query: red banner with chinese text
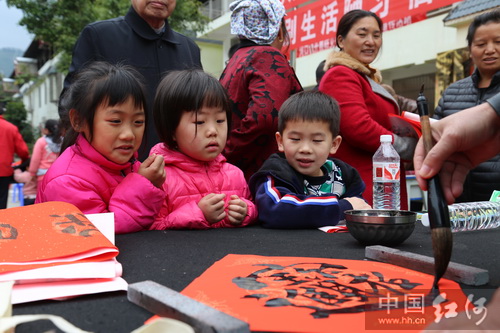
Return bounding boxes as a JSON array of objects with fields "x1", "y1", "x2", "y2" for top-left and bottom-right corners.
[{"x1": 283, "y1": 0, "x2": 462, "y2": 57}]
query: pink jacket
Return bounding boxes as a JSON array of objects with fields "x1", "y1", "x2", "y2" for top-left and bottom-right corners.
[
  {"x1": 28, "y1": 136, "x2": 59, "y2": 182},
  {"x1": 149, "y1": 143, "x2": 258, "y2": 230},
  {"x1": 36, "y1": 135, "x2": 165, "y2": 234},
  {"x1": 13, "y1": 170, "x2": 37, "y2": 197}
]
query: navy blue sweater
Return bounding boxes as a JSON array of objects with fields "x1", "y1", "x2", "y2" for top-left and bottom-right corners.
[{"x1": 249, "y1": 153, "x2": 366, "y2": 229}]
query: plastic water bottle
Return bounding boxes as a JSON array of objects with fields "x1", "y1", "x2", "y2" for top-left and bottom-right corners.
[
  {"x1": 373, "y1": 135, "x2": 400, "y2": 210},
  {"x1": 448, "y1": 201, "x2": 500, "y2": 232}
]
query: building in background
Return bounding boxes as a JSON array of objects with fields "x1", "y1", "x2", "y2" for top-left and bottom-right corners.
[
  {"x1": 3, "y1": 40, "x2": 62, "y2": 132},
  {"x1": 198, "y1": 0, "x2": 500, "y2": 111},
  {"x1": 6, "y1": 0, "x2": 500, "y2": 127}
]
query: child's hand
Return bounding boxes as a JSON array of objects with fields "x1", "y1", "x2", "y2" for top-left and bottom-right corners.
[
  {"x1": 345, "y1": 197, "x2": 372, "y2": 210},
  {"x1": 227, "y1": 195, "x2": 248, "y2": 225},
  {"x1": 198, "y1": 193, "x2": 226, "y2": 224},
  {"x1": 138, "y1": 154, "x2": 165, "y2": 188}
]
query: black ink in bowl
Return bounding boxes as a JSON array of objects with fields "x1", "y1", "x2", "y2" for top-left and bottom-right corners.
[{"x1": 344, "y1": 210, "x2": 416, "y2": 246}]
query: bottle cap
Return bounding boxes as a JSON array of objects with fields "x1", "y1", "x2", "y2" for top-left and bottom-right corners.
[{"x1": 380, "y1": 135, "x2": 392, "y2": 143}]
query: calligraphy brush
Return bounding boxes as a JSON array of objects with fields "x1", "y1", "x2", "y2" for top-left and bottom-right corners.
[{"x1": 416, "y1": 84, "x2": 453, "y2": 291}]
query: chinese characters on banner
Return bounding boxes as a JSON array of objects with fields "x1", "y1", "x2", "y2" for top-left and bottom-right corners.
[{"x1": 283, "y1": 0, "x2": 462, "y2": 57}]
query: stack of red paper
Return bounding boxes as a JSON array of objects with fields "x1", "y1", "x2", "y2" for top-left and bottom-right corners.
[{"x1": 0, "y1": 201, "x2": 127, "y2": 304}]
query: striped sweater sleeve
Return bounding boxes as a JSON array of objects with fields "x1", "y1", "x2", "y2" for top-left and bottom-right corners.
[{"x1": 253, "y1": 175, "x2": 353, "y2": 229}]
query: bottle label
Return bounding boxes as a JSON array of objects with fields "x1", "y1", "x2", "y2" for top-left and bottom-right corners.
[
  {"x1": 490, "y1": 190, "x2": 500, "y2": 202},
  {"x1": 373, "y1": 162, "x2": 400, "y2": 181}
]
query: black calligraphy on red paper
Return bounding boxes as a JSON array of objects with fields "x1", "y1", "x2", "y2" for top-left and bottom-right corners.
[
  {"x1": 51, "y1": 213, "x2": 99, "y2": 237},
  {"x1": 233, "y1": 262, "x2": 424, "y2": 317}
]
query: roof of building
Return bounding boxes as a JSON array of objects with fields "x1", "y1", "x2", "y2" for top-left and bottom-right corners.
[{"x1": 444, "y1": 0, "x2": 500, "y2": 23}]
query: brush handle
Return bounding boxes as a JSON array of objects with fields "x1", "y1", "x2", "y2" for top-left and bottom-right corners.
[
  {"x1": 420, "y1": 114, "x2": 434, "y2": 156},
  {"x1": 417, "y1": 93, "x2": 451, "y2": 229}
]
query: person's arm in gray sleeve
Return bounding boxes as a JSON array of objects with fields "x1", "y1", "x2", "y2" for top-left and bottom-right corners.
[{"x1": 486, "y1": 93, "x2": 500, "y2": 118}]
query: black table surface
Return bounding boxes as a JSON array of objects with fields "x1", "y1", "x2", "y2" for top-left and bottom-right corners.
[{"x1": 13, "y1": 223, "x2": 500, "y2": 332}]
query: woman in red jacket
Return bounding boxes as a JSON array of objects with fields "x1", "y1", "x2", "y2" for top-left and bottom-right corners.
[
  {"x1": 220, "y1": 0, "x2": 303, "y2": 181},
  {"x1": 320, "y1": 10, "x2": 416, "y2": 209}
]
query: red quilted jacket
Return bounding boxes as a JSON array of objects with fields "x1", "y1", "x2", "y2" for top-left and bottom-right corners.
[{"x1": 320, "y1": 52, "x2": 408, "y2": 209}]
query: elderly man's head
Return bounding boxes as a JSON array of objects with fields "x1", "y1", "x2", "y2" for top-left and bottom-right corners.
[{"x1": 131, "y1": 0, "x2": 176, "y2": 29}]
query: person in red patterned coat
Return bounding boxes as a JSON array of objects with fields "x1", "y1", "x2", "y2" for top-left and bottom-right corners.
[{"x1": 220, "y1": 0, "x2": 303, "y2": 181}]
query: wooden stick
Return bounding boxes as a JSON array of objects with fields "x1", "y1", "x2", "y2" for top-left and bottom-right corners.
[{"x1": 419, "y1": 112, "x2": 433, "y2": 155}]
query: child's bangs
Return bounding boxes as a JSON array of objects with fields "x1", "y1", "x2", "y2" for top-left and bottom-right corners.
[
  {"x1": 93, "y1": 70, "x2": 147, "y2": 109},
  {"x1": 179, "y1": 76, "x2": 229, "y2": 113},
  {"x1": 202, "y1": 87, "x2": 228, "y2": 110}
]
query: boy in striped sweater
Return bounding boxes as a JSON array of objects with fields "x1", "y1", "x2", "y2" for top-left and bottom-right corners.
[{"x1": 249, "y1": 91, "x2": 371, "y2": 228}]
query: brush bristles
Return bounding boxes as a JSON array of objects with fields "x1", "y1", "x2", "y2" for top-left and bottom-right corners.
[{"x1": 431, "y1": 227, "x2": 453, "y2": 289}]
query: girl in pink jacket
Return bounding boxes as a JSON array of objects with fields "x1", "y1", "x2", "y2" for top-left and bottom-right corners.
[
  {"x1": 149, "y1": 69, "x2": 258, "y2": 229},
  {"x1": 29, "y1": 119, "x2": 62, "y2": 184},
  {"x1": 36, "y1": 62, "x2": 166, "y2": 234}
]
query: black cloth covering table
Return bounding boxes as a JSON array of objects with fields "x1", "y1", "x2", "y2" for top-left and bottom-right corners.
[{"x1": 13, "y1": 223, "x2": 500, "y2": 332}]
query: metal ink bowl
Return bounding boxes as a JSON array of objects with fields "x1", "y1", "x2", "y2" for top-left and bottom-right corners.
[{"x1": 344, "y1": 210, "x2": 416, "y2": 246}]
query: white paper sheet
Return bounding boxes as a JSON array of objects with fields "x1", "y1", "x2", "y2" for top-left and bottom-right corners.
[
  {"x1": 0, "y1": 260, "x2": 122, "y2": 284},
  {"x1": 11, "y1": 277, "x2": 128, "y2": 304},
  {"x1": 6, "y1": 212, "x2": 129, "y2": 304}
]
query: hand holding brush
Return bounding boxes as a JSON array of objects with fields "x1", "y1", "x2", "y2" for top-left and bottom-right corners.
[{"x1": 414, "y1": 101, "x2": 500, "y2": 204}]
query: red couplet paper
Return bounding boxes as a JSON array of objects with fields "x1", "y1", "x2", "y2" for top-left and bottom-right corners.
[
  {"x1": 0, "y1": 201, "x2": 118, "y2": 274},
  {"x1": 181, "y1": 254, "x2": 469, "y2": 333}
]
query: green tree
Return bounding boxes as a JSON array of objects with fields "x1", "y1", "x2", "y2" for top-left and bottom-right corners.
[
  {"x1": 3, "y1": 98, "x2": 35, "y2": 145},
  {"x1": 7, "y1": 0, "x2": 209, "y2": 72},
  {"x1": 1, "y1": 69, "x2": 35, "y2": 145}
]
